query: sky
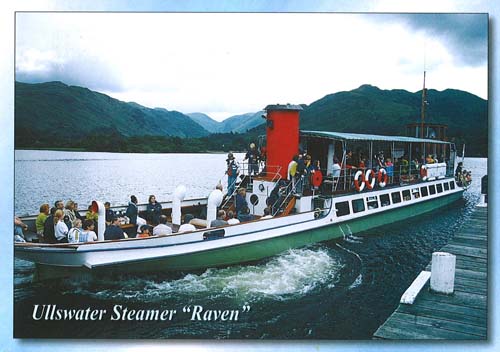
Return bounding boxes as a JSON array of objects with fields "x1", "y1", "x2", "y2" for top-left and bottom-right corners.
[{"x1": 15, "y1": 11, "x2": 488, "y2": 121}]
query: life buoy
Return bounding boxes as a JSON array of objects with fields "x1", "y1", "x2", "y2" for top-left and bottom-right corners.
[
  {"x1": 311, "y1": 170, "x2": 323, "y2": 187},
  {"x1": 377, "y1": 168, "x2": 388, "y2": 188},
  {"x1": 354, "y1": 170, "x2": 365, "y2": 192},
  {"x1": 420, "y1": 165, "x2": 428, "y2": 181},
  {"x1": 364, "y1": 169, "x2": 376, "y2": 190}
]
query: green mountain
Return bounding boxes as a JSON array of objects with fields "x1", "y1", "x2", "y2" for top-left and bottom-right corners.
[
  {"x1": 187, "y1": 112, "x2": 221, "y2": 133},
  {"x1": 297, "y1": 84, "x2": 487, "y2": 156},
  {"x1": 15, "y1": 81, "x2": 209, "y2": 147},
  {"x1": 219, "y1": 111, "x2": 265, "y2": 133}
]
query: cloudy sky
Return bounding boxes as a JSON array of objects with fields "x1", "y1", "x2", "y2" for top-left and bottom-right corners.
[{"x1": 15, "y1": 12, "x2": 487, "y2": 121}]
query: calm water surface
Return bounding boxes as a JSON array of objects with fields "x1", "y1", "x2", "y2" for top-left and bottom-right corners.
[{"x1": 14, "y1": 151, "x2": 487, "y2": 339}]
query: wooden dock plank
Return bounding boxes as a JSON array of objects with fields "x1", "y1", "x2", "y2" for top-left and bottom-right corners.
[{"x1": 373, "y1": 206, "x2": 488, "y2": 340}]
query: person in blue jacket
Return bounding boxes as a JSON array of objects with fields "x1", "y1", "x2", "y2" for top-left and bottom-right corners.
[{"x1": 146, "y1": 195, "x2": 162, "y2": 225}]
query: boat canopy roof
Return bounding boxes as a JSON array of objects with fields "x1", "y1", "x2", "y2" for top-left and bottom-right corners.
[{"x1": 300, "y1": 130, "x2": 450, "y2": 145}]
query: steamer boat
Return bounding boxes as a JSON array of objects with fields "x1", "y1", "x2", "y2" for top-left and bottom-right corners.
[{"x1": 15, "y1": 104, "x2": 468, "y2": 280}]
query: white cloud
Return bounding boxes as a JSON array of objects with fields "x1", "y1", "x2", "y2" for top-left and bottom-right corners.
[{"x1": 16, "y1": 12, "x2": 487, "y2": 120}]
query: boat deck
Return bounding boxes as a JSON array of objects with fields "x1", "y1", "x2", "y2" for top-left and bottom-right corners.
[{"x1": 373, "y1": 205, "x2": 488, "y2": 339}]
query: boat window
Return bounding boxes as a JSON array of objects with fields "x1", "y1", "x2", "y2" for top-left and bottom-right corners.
[
  {"x1": 380, "y1": 194, "x2": 390, "y2": 207},
  {"x1": 436, "y1": 183, "x2": 443, "y2": 193},
  {"x1": 335, "y1": 201, "x2": 350, "y2": 217},
  {"x1": 402, "y1": 190, "x2": 411, "y2": 201},
  {"x1": 412, "y1": 188, "x2": 421, "y2": 199},
  {"x1": 450, "y1": 181, "x2": 455, "y2": 190},
  {"x1": 203, "y1": 229, "x2": 225, "y2": 241},
  {"x1": 366, "y1": 196, "x2": 379, "y2": 210},
  {"x1": 429, "y1": 184, "x2": 436, "y2": 195},
  {"x1": 352, "y1": 199, "x2": 365, "y2": 213},
  {"x1": 391, "y1": 192, "x2": 402, "y2": 204},
  {"x1": 443, "y1": 182, "x2": 450, "y2": 191},
  {"x1": 420, "y1": 186, "x2": 429, "y2": 197}
]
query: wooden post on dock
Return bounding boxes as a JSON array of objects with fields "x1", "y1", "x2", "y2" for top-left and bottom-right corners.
[{"x1": 430, "y1": 252, "x2": 456, "y2": 294}]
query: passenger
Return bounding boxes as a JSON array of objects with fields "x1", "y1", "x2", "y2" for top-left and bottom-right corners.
[
  {"x1": 384, "y1": 158, "x2": 394, "y2": 183},
  {"x1": 43, "y1": 207, "x2": 57, "y2": 244},
  {"x1": 64, "y1": 200, "x2": 77, "y2": 227},
  {"x1": 85, "y1": 205, "x2": 98, "y2": 222},
  {"x1": 54, "y1": 209, "x2": 69, "y2": 243},
  {"x1": 287, "y1": 155, "x2": 299, "y2": 186},
  {"x1": 137, "y1": 225, "x2": 151, "y2": 238},
  {"x1": 261, "y1": 207, "x2": 273, "y2": 219},
  {"x1": 235, "y1": 188, "x2": 248, "y2": 216},
  {"x1": 238, "y1": 206, "x2": 254, "y2": 223},
  {"x1": 80, "y1": 219, "x2": 98, "y2": 242},
  {"x1": 303, "y1": 155, "x2": 313, "y2": 192},
  {"x1": 426, "y1": 154, "x2": 435, "y2": 164},
  {"x1": 374, "y1": 151, "x2": 386, "y2": 171},
  {"x1": 331, "y1": 157, "x2": 341, "y2": 178},
  {"x1": 146, "y1": 195, "x2": 162, "y2": 225},
  {"x1": 178, "y1": 214, "x2": 197, "y2": 232},
  {"x1": 63, "y1": 215, "x2": 72, "y2": 231},
  {"x1": 35, "y1": 203, "x2": 50, "y2": 240},
  {"x1": 125, "y1": 195, "x2": 139, "y2": 225},
  {"x1": 215, "y1": 182, "x2": 223, "y2": 192},
  {"x1": 73, "y1": 202, "x2": 85, "y2": 222},
  {"x1": 14, "y1": 216, "x2": 28, "y2": 243},
  {"x1": 226, "y1": 152, "x2": 239, "y2": 197},
  {"x1": 210, "y1": 210, "x2": 228, "y2": 227},
  {"x1": 104, "y1": 217, "x2": 127, "y2": 240},
  {"x1": 67, "y1": 219, "x2": 83, "y2": 243},
  {"x1": 54, "y1": 200, "x2": 64, "y2": 211},
  {"x1": 152, "y1": 215, "x2": 173, "y2": 236},
  {"x1": 244, "y1": 143, "x2": 260, "y2": 176},
  {"x1": 455, "y1": 162, "x2": 463, "y2": 179},
  {"x1": 358, "y1": 157, "x2": 366, "y2": 169},
  {"x1": 345, "y1": 150, "x2": 357, "y2": 169},
  {"x1": 226, "y1": 210, "x2": 240, "y2": 225},
  {"x1": 104, "y1": 201, "x2": 115, "y2": 225}
]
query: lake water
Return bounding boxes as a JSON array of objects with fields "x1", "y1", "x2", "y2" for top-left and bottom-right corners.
[{"x1": 14, "y1": 150, "x2": 487, "y2": 339}]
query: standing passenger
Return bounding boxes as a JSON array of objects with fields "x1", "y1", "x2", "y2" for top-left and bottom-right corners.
[
  {"x1": 146, "y1": 195, "x2": 162, "y2": 225},
  {"x1": 244, "y1": 143, "x2": 260, "y2": 176},
  {"x1": 226, "y1": 152, "x2": 239, "y2": 197}
]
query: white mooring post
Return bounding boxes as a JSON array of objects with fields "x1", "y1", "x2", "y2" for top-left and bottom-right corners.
[{"x1": 430, "y1": 252, "x2": 456, "y2": 294}]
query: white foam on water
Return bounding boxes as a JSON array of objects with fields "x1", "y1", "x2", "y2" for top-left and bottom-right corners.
[{"x1": 66, "y1": 247, "x2": 345, "y2": 303}]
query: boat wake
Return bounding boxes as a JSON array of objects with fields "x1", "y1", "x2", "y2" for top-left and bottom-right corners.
[{"x1": 61, "y1": 247, "x2": 345, "y2": 303}]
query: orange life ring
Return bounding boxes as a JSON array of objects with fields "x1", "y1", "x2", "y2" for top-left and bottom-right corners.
[
  {"x1": 354, "y1": 170, "x2": 365, "y2": 192},
  {"x1": 311, "y1": 170, "x2": 323, "y2": 187},
  {"x1": 420, "y1": 165, "x2": 428, "y2": 181},
  {"x1": 364, "y1": 169, "x2": 376, "y2": 190},
  {"x1": 377, "y1": 168, "x2": 388, "y2": 187}
]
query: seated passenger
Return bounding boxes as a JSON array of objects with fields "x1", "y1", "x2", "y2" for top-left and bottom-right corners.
[
  {"x1": 104, "y1": 217, "x2": 127, "y2": 240},
  {"x1": 104, "y1": 202, "x2": 115, "y2": 225},
  {"x1": 426, "y1": 154, "x2": 435, "y2": 164},
  {"x1": 43, "y1": 207, "x2": 57, "y2": 244},
  {"x1": 54, "y1": 210, "x2": 69, "y2": 243},
  {"x1": 261, "y1": 207, "x2": 273, "y2": 219},
  {"x1": 210, "y1": 210, "x2": 228, "y2": 227},
  {"x1": 137, "y1": 225, "x2": 151, "y2": 238},
  {"x1": 153, "y1": 215, "x2": 173, "y2": 236},
  {"x1": 235, "y1": 188, "x2": 248, "y2": 215},
  {"x1": 227, "y1": 210, "x2": 240, "y2": 225},
  {"x1": 14, "y1": 216, "x2": 28, "y2": 243},
  {"x1": 238, "y1": 206, "x2": 254, "y2": 222},
  {"x1": 63, "y1": 200, "x2": 77, "y2": 227},
  {"x1": 80, "y1": 219, "x2": 98, "y2": 242},
  {"x1": 178, "y1": 214, "x2": 197, "y2": 232},
  {"x1": 35, "y1": 203, "x2": 50, "y2": 240},
  {"x1": 67, "y1": 219, "x2": 83, "y2": 243}
]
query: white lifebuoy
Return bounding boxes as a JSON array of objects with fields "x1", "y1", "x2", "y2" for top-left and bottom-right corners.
[
  {"x1": 354, "y1": 170, "x2": 365, "y2": 192},
  {"x1": 420, "y1": 165, "x2": 428, "y2": 181},
  {"x1": 364, "y1": 169, "x2": 376, "y2": 190},
  {"x1": 377, "y1": 168, "x2": 388, "y2": 188}
]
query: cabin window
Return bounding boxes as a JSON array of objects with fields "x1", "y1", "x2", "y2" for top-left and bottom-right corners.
[
  {"x1": 335, "y1": 201, "x2": 350, "y2": 217},
  {"x1": 450, "y1": 181, "x2": 455, "y2": 190},
  {"x1": 412, "y1": 188, "x2": 421, "y2": 199},
  {"x1": 429, "y1": 184, "x2": 436, "y2": 195},
  {"x1": 443, "y1": 182, "x2": 450, "y2": 191},
  {"x1": 352, "y1": 199, "x2": 365, "y2": 213},
  {"x1": 391, "y1": 192, "x2": 402, "y2": 204},
  {"x1": 420, "y1": 186, "x2": 429, "y2": 197},
  {"x1": 437, "y1": 183, "x2": 443, "y2": 193},
  {"x1": 380, "y1": 194, "x2": 390, "y2": 207},
  {"x1": 366, "y1": 196, "x2": 379, "y2": 209},
  {"x1": 402, "y1": 190, "x2": 411, "y2": 201}
]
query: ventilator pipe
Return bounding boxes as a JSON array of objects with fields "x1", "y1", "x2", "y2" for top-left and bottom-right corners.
[
  {"x1": 91, "y1": 200, "x2": 106, "y2": 241},
  {"x1": 206, "y1": 189, "x2": 223, "y2": 228},
  {"x1": 172, "y1": 185, "x2": 187, "y2": 226}
]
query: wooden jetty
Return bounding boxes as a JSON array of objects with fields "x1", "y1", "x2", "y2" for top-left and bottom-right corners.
[{"x1": 374, "y1": 205, "x2": 488, "y2": 339}]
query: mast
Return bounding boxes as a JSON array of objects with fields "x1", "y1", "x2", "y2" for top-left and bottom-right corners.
[{"x1": 420, "y1": 71, "x2": 427, "y2": 159}]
